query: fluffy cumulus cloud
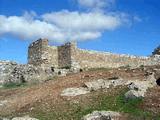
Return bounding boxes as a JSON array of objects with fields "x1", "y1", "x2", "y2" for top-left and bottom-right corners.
[
  {"x1": 0, "y1": 14, "x2": 65, "y2": 41},
  {"x1": 0, "y1": 0, "x2": 133, "y2": 43},
  {"x1": 42, "y1": 10, "x2": 122, "y2": 31}
]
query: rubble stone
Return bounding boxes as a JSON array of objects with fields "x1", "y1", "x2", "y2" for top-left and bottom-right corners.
[
  {"x1": 82, "y1": 111, "x2": 121, "y2": 120},
  {"x1": 61, "y1": 87, "x2": 90, "y2": 97},
  {"x1": 125, "y1": 90, "x2": 144, "y2": 100}
]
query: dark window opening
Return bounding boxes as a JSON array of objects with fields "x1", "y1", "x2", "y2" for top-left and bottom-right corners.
[
  {"x1": 20, "y1": 75, "x2": 26, "y2": 83},
  {"x1": 51, "y1": 67, "x2": 55, "y2": 72},
  {"x1": 156, "y1": 78, "x2": 160, "y2": 86},
  {"x1": 80, "y1": 69, "x2": 83, "y2": 72},
  {"x1": 58, "y1": 71, "x2": 61, "y2": 75}
]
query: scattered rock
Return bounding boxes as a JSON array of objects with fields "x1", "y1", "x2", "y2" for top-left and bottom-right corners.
[
  {"x1": 0, "y1": 60, "x2": 71, "y2": 85},
  {"x1": 146, "y1": 73, "x2": 157, "y2": 86},
  {"x1": 84, "y1": 79, "x2": 110, "y2": 91},
  {"x1": 128, "y1": 80, "x2": 155, "y2": 92},
  {"x1": 82, "y1": 111, "x2": 121, "y2": 120},
  {"x1": 0, "y1": 100, "x2": 8, "y2": 107},
  {"x1": 125, "y1": 77, "x2": 157, "y2": 100},
  {"x1": 125, "y1": 90, "x2": 144, "y2": 100},
  {"x1": 12, "y1": 116, "x2": 39, "y2": 120},
  {"x1": 84, "y1": 79, "x2": 127, "y2": 91},
  {"x1": 61, "y1": 87, "x2": 90, "y2": 97},
  {"x1": 111, "y1": 79, "x2": 127, "y2": 87},
  {"x1": 0, "y1": 116, "x2": 38, "y2": 120}
]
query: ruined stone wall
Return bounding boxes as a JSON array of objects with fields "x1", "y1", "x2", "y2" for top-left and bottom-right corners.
[
  {"x1": 72, "y1": 49, "x2": 157, "y2": 69},
  {"x1": 28, "y1": 39, "x2": 159, "y2": 69}
]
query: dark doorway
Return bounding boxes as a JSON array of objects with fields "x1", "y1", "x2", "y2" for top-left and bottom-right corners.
[
  {"x1": 51, "y1": 67, "x2": 55, "y2": 72},
  {"x1": 156, "y1": 78, "x2": 160, "y2": 86}
]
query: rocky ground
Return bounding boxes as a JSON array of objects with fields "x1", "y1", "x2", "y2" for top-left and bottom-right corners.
[{"x1": 0, "y1": 66, "x2": 160, "y2": 120}]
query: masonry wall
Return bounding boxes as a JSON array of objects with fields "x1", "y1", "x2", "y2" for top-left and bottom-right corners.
[
  {"x1": 28, "y1": 39, "x2": 46, "y2": 65},
  {"x1": 28, "y1": 39, "x2": 58, "y2": 67},
  {"x1": 28, "y1": 39, "x2": 159, "y2": 69},
  {"x1": 47, "y1": 46, "x2": 58, "y2": 67},
  {"x1": 58, "y1": 43, "x2": 72, "y2": 68},
  {"x1": 72, "y1": 49, "x2": 156, "y2": 69}
]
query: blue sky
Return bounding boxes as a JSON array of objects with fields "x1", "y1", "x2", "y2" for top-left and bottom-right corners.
[{"x1": 0, "y1": 0, "x2": 160, "y2": 63}]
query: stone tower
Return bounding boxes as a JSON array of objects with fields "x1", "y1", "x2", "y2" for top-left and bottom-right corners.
[
  {"x1": 28, "y1": 38, "x2": 49, "y2": 66},
  {"x1": 57, "y1": 41, "x2": 77, "y2": 68},
  {"x1": 28, "y1": 38, "x2": 78, "y2": 68}
]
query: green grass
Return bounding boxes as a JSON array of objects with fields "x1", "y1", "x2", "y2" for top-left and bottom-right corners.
[
  {"x1": 2, "y1": 82, "x2": 27, "y2": 89},
  {"x1": 27, "y1": 88, "x2": 160, "y2": 120}
]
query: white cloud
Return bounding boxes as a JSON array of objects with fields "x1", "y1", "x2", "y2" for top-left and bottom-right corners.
[
  {"x1": 77, "y1": 0, "x2": 115, "y2": 10},
  {"x1": 0, "y1": 9, "x2": 127, "y2": 43},
  {"x1": 42, "y1": 10, "x2": 122, "y2": 31},
  {"x1": 0, "y1": 0, "x2": 137, "y2": 43},
  {"x1": 0, "y1": 15, "x2": 65, "y2": 42}
]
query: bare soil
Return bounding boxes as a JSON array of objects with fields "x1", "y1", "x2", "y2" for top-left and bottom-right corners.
[{"x1": 0, "y1": 67, "x2": 159, "y2": 119}]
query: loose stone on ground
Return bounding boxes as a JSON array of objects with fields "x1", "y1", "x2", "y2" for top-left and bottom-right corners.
[
  {"x1": 82, "y1": 111, "x2": 121, "y2": 120},
  {"x1": 61, "y1": 87, "x2": 90, "y2": 97}
]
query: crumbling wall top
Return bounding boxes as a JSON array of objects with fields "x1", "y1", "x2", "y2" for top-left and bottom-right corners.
[{"x1": 29, "y1": 38, "x2": 48, "y2": 48}]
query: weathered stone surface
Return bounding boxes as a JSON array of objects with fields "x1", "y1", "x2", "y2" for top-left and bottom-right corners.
[
  {"x1": 61, "y1": 87, "x2": 90, "y2": 97},
  {"x1": 0, "y1": 116, "x2": 38, "y2": 120},
  {"x1": 82, "y1": 111, "x2": 121, "y2": 120},
  {"x1": 146, "y1": 73, "x2": 157, "y2": 86},
  {"x1": 84, "y1": 79, "x2": 127, "y2": 91},
  {"x1": 110, "y1": 79, "x2": 127, "y2": 87},
  {"x1": 28, "y1": 39, "x2": 159, "y2": 70},
  {"x1": 128, "y1": 80, "x2": 155, "y2": 92},
  {"x1": 12, "y1": 116, "x2": 38, "y2": 120},
  {"x1": 125, "y1": 90, "x2": 144, "y2": 100},
  {"x1": 0, "y1": 61, "x2": 17, "y2": 84},
  {"x1": 0, "y1": 60, "x2": 71, "y2": 85},
  {"x1": 84, "y1": 79, "x2": 110, "y2": 91},
  {"x1": 125, "y1": 77, "x2": 157, "y2": 100},
  {"x1": 0, "y1": 100, "x2": 8, "y2": 107}
]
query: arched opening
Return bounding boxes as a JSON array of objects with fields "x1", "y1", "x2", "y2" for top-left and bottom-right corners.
[
  {"x1": 156, "y1": 78, "x2": 160, "y2": 86},
  {"x1": 58, "y1": 71, "x2": 61, "y2": 75},
  {"x1": 79, "y1": 69, "x2": 83, "y2": 72}
]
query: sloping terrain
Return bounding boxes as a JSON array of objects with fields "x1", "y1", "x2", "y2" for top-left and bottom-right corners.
[{"x1": 0, "y1": 67, "x2": 160, "y2": 120}]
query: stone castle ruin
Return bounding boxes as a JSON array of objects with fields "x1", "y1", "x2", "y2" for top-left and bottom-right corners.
[
  {"x1": 0, "y1": 38, "x2": 159, "y2": 85},
  {"x1": 28, "y1": 38, "x2": 160, "y2": 70}
]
